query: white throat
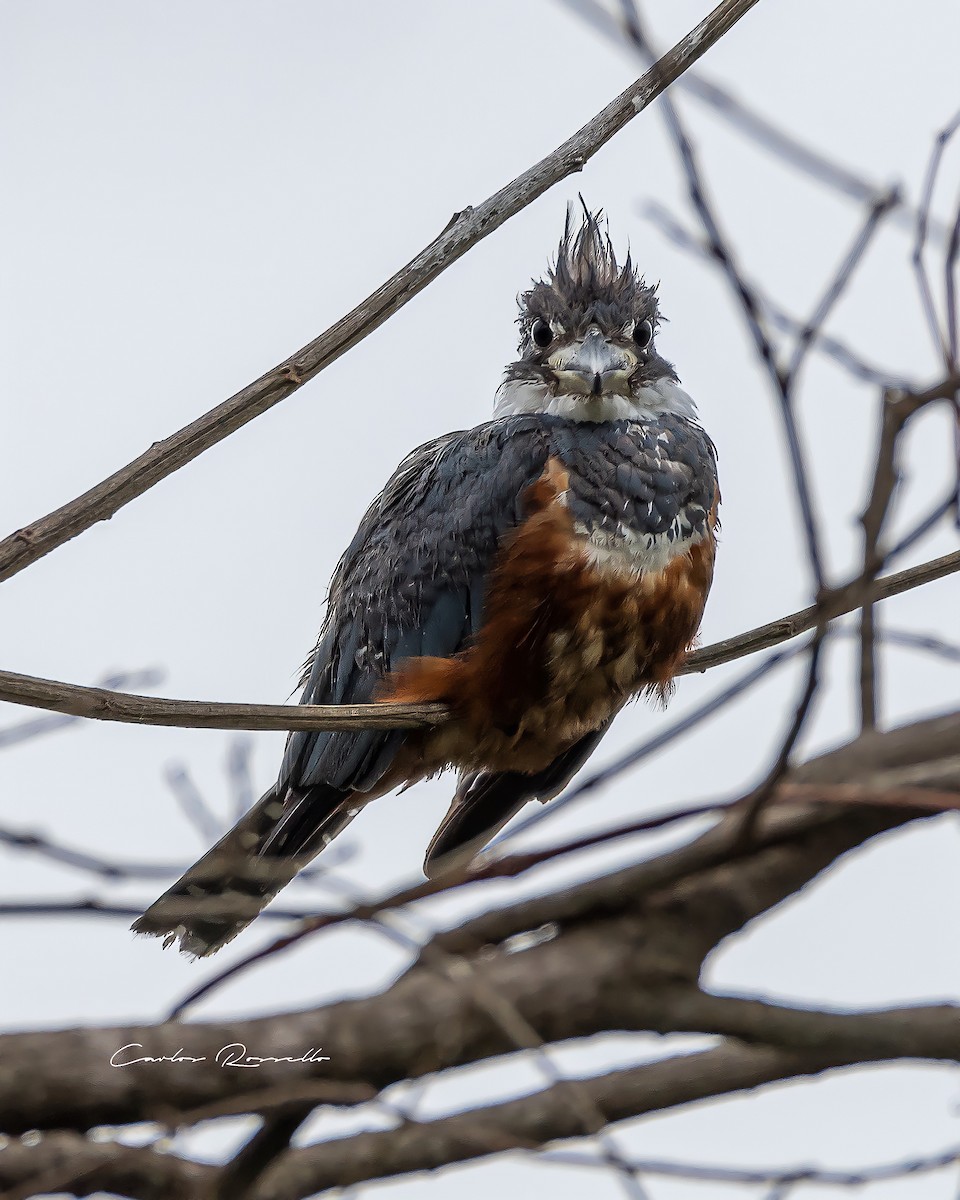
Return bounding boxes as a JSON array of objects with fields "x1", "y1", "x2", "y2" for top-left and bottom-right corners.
[{"x1": 493, "y1": 375, "x2": 698, "y2": 423}]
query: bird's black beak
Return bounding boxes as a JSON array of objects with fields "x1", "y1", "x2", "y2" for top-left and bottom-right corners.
[{"x1": 547, "y1": 326, "x2": 637, "y2": 397}]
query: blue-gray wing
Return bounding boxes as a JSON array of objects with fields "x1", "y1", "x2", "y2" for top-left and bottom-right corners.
[{"x1": 278, "y1": 416, "x2": 552, "y2": 795}]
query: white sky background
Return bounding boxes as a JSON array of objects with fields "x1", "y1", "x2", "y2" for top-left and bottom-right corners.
[{"x1": 1, "y1": 1, "x2": 960, "y2": 1196}]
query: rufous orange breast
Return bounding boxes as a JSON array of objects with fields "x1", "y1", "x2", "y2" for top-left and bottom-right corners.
[{"x1": 384, "y1": 457, "x2": 717, "y2": 775}]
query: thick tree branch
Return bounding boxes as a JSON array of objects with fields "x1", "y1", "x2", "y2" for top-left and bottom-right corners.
[
  {"x1": 668, "y1": 992, "x2": 960, "y2": 1060},
  {"x1": 249, "y1": 1020, "x2": 958, "y2": 1199},
  {"x1": 2, "y1": 710, "x2": 954, "y2": 1138},
  {"x1": 2, "y1": 1037, "x2": 950, "y2": 1200},
  {"x1": 244, "y1": 1043, "x2": 887, "y2": 1199},
  {"x1": 0, "y1": 1135, "x2": 211, "y2": 1200},
  {"x1": 0, "y1": 0, "x2": 760, "y2": 585}
]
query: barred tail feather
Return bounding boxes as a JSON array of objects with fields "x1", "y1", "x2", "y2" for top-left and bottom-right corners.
[{"x1": 132, "y1": 783, "x2": 356, "y2": 957}]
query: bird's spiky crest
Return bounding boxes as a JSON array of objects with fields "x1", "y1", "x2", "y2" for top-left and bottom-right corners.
[
  {"x1": 518, "y1": 203, "x2": 656, "y2": 341},
  {"x1": 553, "y1": 202, "x2": 629, "y2": 292}
]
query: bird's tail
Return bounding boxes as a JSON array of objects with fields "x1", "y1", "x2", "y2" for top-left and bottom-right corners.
[
  {"x1": 132, "y1": 783, "x2": 357, "y2": 957},
  {"x1": 423, "y1": 722, "x2": 614, "y2": 877}
]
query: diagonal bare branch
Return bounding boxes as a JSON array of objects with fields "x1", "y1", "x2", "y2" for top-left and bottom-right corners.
[{"x1": 0, "y1": 0, "x2": 761, "y2": 585}]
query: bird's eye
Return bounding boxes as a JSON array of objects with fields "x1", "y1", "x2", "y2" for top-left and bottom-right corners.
[
  {"x1": 531, "y1": 318, "x2": 553, "y2": 349},
  {"x1": 633, "y1": 319, "x2": 654, "y2": 349}
]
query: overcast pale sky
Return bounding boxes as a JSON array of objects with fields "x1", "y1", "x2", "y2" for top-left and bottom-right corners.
[{"x1": 2, "y1": 2, "x2": 960, "y2": 1197}]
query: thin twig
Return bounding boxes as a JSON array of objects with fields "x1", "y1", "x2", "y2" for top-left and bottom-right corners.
[
  {"x1": 854, "y1": 624, "x2": 960, "y2": 663},
  {"x1": 859, "y1": 600, "x2": 879, "y2": 729},
  {"x1": 0, "y1": 828, "x2": 182, "y2": 881},
  {"x1": 543, "y1": 1141, "x2": 960, "y2": 1189},
  {"x1": 946, "y1": 191, "x2": 960, "y2": 367},
  {"x1": 227, "y1": 736, "x2": 256, "y2": 822},
  {"x1": 912, "y1": 109, "x2": 960, "y2": 365},
  {"x1": 734, "y1": 630, "x2": 826, "y2": 839},
  {"x1": 885, "y1": 488, "x2": 958, "y2": 561},
  {"x1": 944, "y1": 187, "x2": 960, "y2": 523},
  {"x1": 860, "y1": 389, "x2": 905, "y2": 731},
  {"x1": 164, "y1": 763, "x2": 224, "y2": 844},
  {"x1": 560, "y1": 0, "x2": 950, "y2": 240},
  {"x1": 621, "y1": 5, "x2": 826, "y2": 588},
  {"x1": 784, "y1": 189, "x2": 900, "y2": 385},
  {"x1": 642, "y1": 201, "x2": 912, "y2": 389},
  {"x1": 858, "y1": 380, "x2": 957, "y2": 730}
]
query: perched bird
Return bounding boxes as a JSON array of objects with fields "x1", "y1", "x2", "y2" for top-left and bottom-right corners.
[{"x1": 134, "y1": 210, "x2": 719, "y2": 956}]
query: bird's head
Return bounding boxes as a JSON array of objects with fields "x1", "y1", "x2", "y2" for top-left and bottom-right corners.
[{"x1": 494, "y1": 208, "x2": 696, "y2": 423}]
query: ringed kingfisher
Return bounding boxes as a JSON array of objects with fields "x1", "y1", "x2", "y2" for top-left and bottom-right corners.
[{"x1": 135, "y1": 210, "x2": 720, "y2": 956}]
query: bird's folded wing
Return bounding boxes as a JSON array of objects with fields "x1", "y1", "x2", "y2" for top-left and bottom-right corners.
[{"x1": 278, "y1": 415, "x2": 554, "y2": 798}]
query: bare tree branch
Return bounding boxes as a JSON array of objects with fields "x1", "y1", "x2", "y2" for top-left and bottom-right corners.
[
  {"x1": 163, "y1": 762, "x2": 224, "y2": 844},
  {"x1": 0, "y1": 826, "x2": 181, "y2": 880},
  {"x1": 242, "y1": 1043, "x2": 890, "y2": 1199},
  {"x1": 0, "y1": 676, "x2": 445, "y2": 732},
  {"x1": 422, "y1": 709, "x2": 960, "y2": 962},
  {"x1": 0, "y1": 710, "x2": 955, "y2": 1200},
  {"x1": 7, "y1": 1051, "x2": 960, "y2": 1200},
  {"x1": 858, "y1": 379, "x2": 960, "y2": 727},
  {"x1": 0, "y1": 898, "x2": 323, "y2": 921},
  {"x1": 913, "y1": 109, "x2": 960, "y2": 364},
  {"x1": 0, "y1": 1080, "x2": 376, "y2": 1200},
  {"x1": 0, "y1": 547, "x2": 957, "y2": 734},
  {"x1": 4, "y1": 9, "x2": 958, "y2": 1198},
  {"x1": 545, "y1": 1143, "x2": 960, "y2": 1190},
  {"x1": 734, "y1": 631, "x2": 826, "y2": 840},
  {"x1": 0, "y1": 1134, "x2": 212, "y2": 1200},
  {"x1": 227, "y1": 736, "x2": 257, "y2": 821},
  {"x1": 0, "y1": 668, "x2": 164, "y2": 748},
  {"x1": 685, "y1": 546, "x2": 960, "y2": 671}
]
